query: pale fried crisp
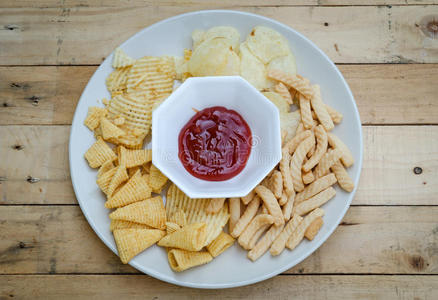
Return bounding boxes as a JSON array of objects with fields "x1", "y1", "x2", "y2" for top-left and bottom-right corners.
[
  {"x1": 119, "y1": 147, "x2": 152, "y2": 168},
  {"x1": 278, "y1": 192, "x2": 288, "y2": 206},
  {"x1": 206, "y1": 198, "x2": 226, "y2": 214},
  {"x1": 107, "y1": 164, "x2": 129, "y2": 197},
  {"x1": 84, "y1": 107, "x2": 108, "y2": 131},
  {"x1": 100, "y1": 117, "x2": 125, "y2": 141},
  {"x1": 299, "y1": 93, "x2": 313, "y2": 129},
  {"x1": 167, "y1": 249, "x2": 212, "y2": 272},
  {"x1": 110, "y1": 196, "x2": 166, "y2": 230},
  {"x1": 149, "y1": 164, "x2": 168, "y2": 192},
  {"x1": 281, "y1": 192, "x2": 295, "y2": 222},
  {"x1": 295, "y1": 173, "x2": 337, "y2": 204},
  {"x1": 112, "y1": 48, "x2": 135, "y2": 69},
  {"x1": 96, "y1": 167, "x2": 117, "y2": 195},
  {"x1": 229, "y1": 198, "x2": 241, "y2": 233},
  {"x1": 169, "y1": 210, "x2": 188, "y2": 227},
  {"x1": 158, "y1": 223, "x2": 207, "y2": 251},
  {"x1": 310, "y1": 85, "x2": 334, "y2": 131},
  {"x1": 166, "y1": 222, "x2": 181, "y2": 235},
  {"x1": 275, "y1": 82, "x2": 293, "y2": 104},
  {"x1": 294, "y1": 187, "x2": 336, "y2": 216},
  {"x1": 97, "y1": 159, "x2": 115, "y2": 179},
  {"x1": 110, "y1": 219, "x2": 153, "y2": 232},
  {"x1": 304, "y1": 216, "x2": 323, "y2": 241},
  {"x1": 280, "y1": 148, "x2": 294, "y2": 197},
  {"x1": 241, "y1": 189, "x2": 255, "y2": 205},
  {"x1": 270, "y1": 214, "x2": 303, "y2": 256},
  {"x1": 231, "y1": 195, "x2": 261, "y2": 238},
  {"x1": 247, "y1": 223, "x2": 271, "y2": 250},
  {"x1": 238, "y1": 214, "x2": 274, "y2": 250},
  {"x1": 113, "y1": 228, "x2": 165, "y2": 264},
  {"x1": 207, "y1": 232, "x2": 235, "y2": 257},
  {"x1": 325, "y1": 104, "x2": 343, "y2": 124},
  {"x1": 314, "y1": 148, "x2": 343, "y2": 179},
  {"x1": 302, "y1": 170, "x2": 315, "y2": 185},
  {"x1": 106, "y1": 67, "x2": 130, "y2": 93},
  {"x1": 84, "y1": 137, "x2": 117, "y2": 168},
  {"x1": 327, "y1": 132, "x2": 354, "y2": 167},
  {"x1": 331, "y1": 161, "x2": 354, "y2": 192},
  {"x1": 268, "y1": 69, "x2": 314, "y2": 99},
  {"x1": 255, "y1": 185, "x2": 284, "y2": 226},
  {"x1": 105, "y1": 170, "x2": 151, "y2": 208},
  {"x1": 290, "y1": 134, "x2": 315, "y2": 192},
  {"x1": 303, "y1": 125, "x2": 328, "y2": 172},
  {"x1": 286, "y1": 208, "x2": 325, "y2": 250},
  {"x1": 113, "y1": 116, "x2": 125, "y2": 126},
  {"x1": 248, "y1": 224, "x2": 284, "y2": 261},
  {"x1": 283, "y1": 130, "x2": 312, "y2": 155},
  {"x1": 268, "y1": 170, "x2": 283, "y2": 199}
]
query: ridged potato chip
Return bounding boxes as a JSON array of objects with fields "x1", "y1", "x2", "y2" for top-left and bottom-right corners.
[
  {"x1": 84, "y1": 137, "x2": 117, "y2": 168},
  {"x1": 110, "y1": 196, "x2": 166, "y2": 230},
  {"x1": 106, "y1": 67, "x2": 130, "y2": 93},
  {"x1": 110, "y1": 219, "x2": 153, "y2": 232},
  {"x1": 118, "y1": 147, "x2": 152, "y2": 168},
  {"x1": 158, "y1": 222, "x2": 207, "y2": 251},
  {"x1": 188, "y1": 37, "x2": 240, "y2": 77},
  {"x1": 113, "y1": 228, "x2": 165, "y2": 264},
  {"x1": 107, "y1": 165, "x2": 128, "y2": 197},
  {"x1": 97, "y1": 159, "x2": 115, "y2": 179},
  {"x1": 167, "y1": 249, "x2": 212, "y2": 272},
  {"x1": 207, "y1": 232, "x2": 235, "y2": 257},
  {"x1": 112, "y1": 48, "x2": 135, "y2": 69},
  {"x1": 166, "y1": 222, "x2": 181, "y2": 235},
  {"x1": 169, "y1": 210, "x2": 187, "y2": 227},
  {"x1": 105, "y1": 170, "x2": 151, "y2": 208},
  {"x1": 246, "y1": 26, "x2": 290, "y2": 64},
  {"x1": 239, "y1": 42, "x2": 272, "y2": 90},
  {"x1": 96, "y1": 166, "x2": 117, "y2": 195},
  {"x1": 166, "y1": 184, "x2": 229, "y2": 246},
  {"x1": 149, "y1": 164, "x2": 168, "y2": 193},
  {"x1": 100, "y1": 117, "x2": 125, "y2": 141},
  {"x1": 84, "y1": 107, "x2": 107, "y2": 131}
]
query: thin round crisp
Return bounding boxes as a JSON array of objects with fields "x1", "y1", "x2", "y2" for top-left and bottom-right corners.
[{"x1": 70, "y1": 10, "x2": 362, "y2": 289}]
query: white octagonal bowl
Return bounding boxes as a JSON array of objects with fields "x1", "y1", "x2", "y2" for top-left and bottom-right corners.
[{"x1": 152, "y1": 76, "x2": 282, "y2": 198}]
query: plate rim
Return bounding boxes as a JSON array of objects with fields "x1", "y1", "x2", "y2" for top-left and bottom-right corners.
[{"x1": 69, "y1": 9, "x2": 363, "y2": 289}]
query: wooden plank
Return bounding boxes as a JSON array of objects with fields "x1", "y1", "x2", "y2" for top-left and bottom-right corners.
[
  {"x1": 2, "y1": 0, "x2": 438, "y2": 8},
  {"x1": 0, "y1": 206, "x2": 436, "y2": 275},
  {"x1": 0, "y1": 275, "x2": 437, "y2": 299},
  {"x1": 1, "y1": 6, "x2": 437, "y2": 65},
  {"x1": 2, "y1": 64, "x2": 437, "y2": 125},
  {"x1": 1, "y1": 125, "x2": 436, "y2": 205}
]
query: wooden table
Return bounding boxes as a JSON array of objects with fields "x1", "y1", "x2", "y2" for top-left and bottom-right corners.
[{"x1": 1, "y1": 1, "x2": 437, "y2": 298}]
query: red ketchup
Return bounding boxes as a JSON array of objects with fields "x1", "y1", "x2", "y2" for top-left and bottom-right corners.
[{"x1": 178, "y1": 106, "x2": 252, "y2": 181}]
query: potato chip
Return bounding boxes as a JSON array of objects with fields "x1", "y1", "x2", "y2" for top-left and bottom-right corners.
[
  {"x1": 280, "y1": 110, "x2": 301, "y2": 144},
  {"x1": 331, "y1": 161, "x2": 354, "y2": 192},
  {"x1": 255, "y1": 186, "x2": 284, "y2": 226},
  {"x1": 246, "y1": 26, "x2": 290, "y2": 64},
  {"x1": 238, "y1": 214, "x2": 274, "y2": 250},
  {"x1": 188, "y1": 37, "x2": 240, "y2": 77},
  {"x1": 206, "y1": 198, "x2": 226, "y2": 214},
  {"x1": 262, "y1": 91, "x2": 290, "y2": 114},
  {"x1": 118, "y1": 147, "x2": 152, "y2": 168},
  {"x1": 207, "y1": 231, "x2": 235, "y2": 257},
  {"x1": 158, "y1": 222, "x2": 207, "y2": 251},
  {"x1": 270, "y1": 214, "x2": 303, "y2": 256},
  {"x1": 167, "y1": 249, "x2": 212, "y2": 272},
  {"x1": 166, "y1": 222, "x2": 181, "y2": 235},
  {"x1": 294, "y1": 187, "x2": 336, "y2": 216},
  {"x1": 113, "y1": 228, "x2": 165, "y2": 264},
  {"x1": 84, "y1": 107, "x2": 108, "y2": 131},
  {"x1": 203, "y1": 26, "x2": 240, "y2": 50},
  {"x1": 240, "y1": 42, "x2": 272, "y2": 90},
  {"x1": 96, "y1": 166, "x2": 117, "y2": 195},
  {"x1": 295, "y1": 173, "x2": 337, "y2": 204},
  {"x1": 106, "y1": 67, "x2": 130, "y2": 93},
  {"x1": 110, "y1": 219, "x2": 153, "y2": 232},
  {"x1": 100, "y1": 117, "x2": 125, "y2": 141},
  {"x1": 97, "y1": 159, "x2": 115, "y2": 179},
  {"x1": 248, "y1": 224, "x2": 284, "y2": 261},
  {"x1": 112, "y1": 48, "x2": 135, "y2": 69},
  {"x1": 84, "y1": 137, "x2": 117, "y2": 168},
  {"x1": 113, "y1": 116, "x2": 125, "y2": 126},
  {"x1": 166, "y1": 184, "x2": 229, "y2": 246},
  {"x1": 107, "y1": 164, "x2": 128, "y2": 197},
  {"x1": 305, "y1": 217, "x2": 323, "y2": 240},
  {"x1": 303, "y1": 125, "x2": 328, "y2": 172},
  {"x1": 110, "y1": 196, "x2": 166, "y2": 230},
  {"x1": 290, "y1": 134, "x2": 315, "y2": 192},
  {"x1": 105, "y1": 170, "x2": 151, "y2": 208},
  {"x1": 192, "y1": 29, "x2": 205, "y2": 49},
  {"x1": 231, "y1": 195, "x2": 261, "y2": 238},
  {"x1": 169, "y1": 210, "x2": 187, "y2": 227},
  {"x1": 286, "y1": 208, "x2": 325, "y2": 250},
  {"x1": 267, "y1": 52, "x2": 297, "y2": 77},
  {"x1": 327, "y1": 132, "x2": 354, "y2": 168},
  {"x1": 149, "y1": 164, "x2": 168, "y2": 192}
]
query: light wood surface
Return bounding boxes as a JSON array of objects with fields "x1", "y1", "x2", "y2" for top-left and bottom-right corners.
[{"x1": 1, "y1": 0, "x2": 437, "y2": 298}]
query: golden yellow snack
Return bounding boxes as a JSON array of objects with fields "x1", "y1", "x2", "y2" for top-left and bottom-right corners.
[
  {"x1": 304, "y1": 216, "x2": 323, "y2": 241},
  {"x1": 113, "y1": 116, "x2": 125, "y2": 126},
  {"x1": 246, "y1": 26, "x2": 290, "y2": 64},
  {"x1": 110, "y1": 219, "x2": 153, "y2": 232},
  {"x1": 206, "y1": 232, "x2": 235, "y2": 257},
  {"x1": 229, "y1": 197, "x2": 240, "y2": 233},
  {"x1": 84, "y1": 107, "x2": 108, "y2": 131},
  {"x1": 238, "y1": 214, "x2": 274, "y2": 250},
  {"x1": 325, "y1": 104, "x2": 343, "y2": 124},
  {"x1": 280, "y1": 110, "x2": 301, "y2": 144},
  {"x1": 84, "y1": 137, "x2": 117, "y2": 168},
  {"x1": 294, "y1": 187, "x2": 336, "y2": 216},
  {"x1": 270, "y1": 214, "x2": 303, "y2": 256},
  {"x1": 106, "y1": 67, "x2": 130, "y2": 93},
  {"x1": 278, "y1": 192, "x2": 288, "y2": 206},
  {"x1": 166, "y1": 222, "x2": 181, "y2": 235},
  {"x1": 206, "y1": 198, "x2": 226, "y2": 214},
  {"x1": 275, "y1": 82, "x2": 292, "y2": 104},
  {"x1": 110, "y1": 196, "x2": 166, "y2": 230},
  {"x1": 241, "y1": 189, "x2": 255, "y2": 205},
  {"x1": 303, "y1": 125, "x2": 328, "y2": 172},
  {"x1": 310, "y1": 84, "x2": 334, "y2": 131},
  {"x1": 331, "y1": 161, "x2": 354, "y2": 192},
  {"x1": 248, "y1": 224, "x2": 284, "y2": 261},
  {"x1": 107, "y1": 164, "x2": 129, "y2": 197},
  {"x1": 241, "y1": 42, "x2": 272, "y2": 90},
  {"x1": 302, "y1": 170, "x2": 315, "y2": 185},
  {"x1": 113, "y1": 228, "x2": 165, "y2": 264},
  {"x1": 97, "y1": 159, "x2": 115, "y2": 179},
  {"x1": 295, "y1": 173, "x2": 337, "y2": 204},
  {"x1": 105, "y1": 170, "x2": 151, "y2": 208},
  {"x1": 96, "y1": 167, "x2": 117, "y2": 194},
  {"x1": 112, "y1": 48, "x2": 135, "y2": 69},
  {"x1": 327, "y1": 132, "x2": 354, "y2": 168},
  {"x1": 263, "y1": 91, "x2": 290, "y2": 114},
  {"x1": 295, "y1": 122, "x2": 304, "y2": 136},
  {"x1": 166, "y1": 184, "x2": 229, "y2": 246},
  {"x1": 314, "y1": 148, "x2": 343, "y2": 179},
  {"x1": 268, "y1": 171, "x2": 283, "y2": 199},
  {"x1": 169, "y1": 210, "x2": 187, "y2": 227},
  {"x1": 281, "y1": 192, "x2": 295, "y2": 221},
  {"x1": 158, "y1": 222, "x2": 207, "y2": 251},
  {"x1": 100, "y1": 117, "x2": 125, "y2": 141},
  {"x1": 268, "y1": 69, "x2": 313, "y2": 100},
  {"x1": 149, "y1": 164, "x2": 168, "y2": 192},
  {"x1": 290, "y1": 134, "x2": 315, "y2": 192},
  {"x1": 167, "y1": 249, "x2": 213, "y2": 272},
  {"x1": 299, "y1": 93, "x2": 313, "y2": 130},
  {"x1": 286, "y1": 208, "x2": 325, "y2": 250},
  {"x1": 231, "y1": 195, "x2": 261, "y2": 238},
  {"x1": 255, "y1": 186, "x2": 284, "y2": 226},
  {"x1": 279, "y1": 148, "x2": 294, "y2": 197},
  {"x1": 119, "y1": 147, "x2": 152, "y2": 168}
]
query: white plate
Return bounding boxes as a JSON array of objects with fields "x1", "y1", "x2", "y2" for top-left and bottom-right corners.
[{"x1": 69, "y1": 10, "x2": 363, "y2": 289}]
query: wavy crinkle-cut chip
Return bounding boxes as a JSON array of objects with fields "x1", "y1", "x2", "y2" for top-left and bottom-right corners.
[
  {"x1": 84, "y1": 107, "x2": 108, "y2": 131},
  {"x1": 167, "y1": 249, "x2": 212, "y2": 272},
  {"x1": 96, "y1": 166, "x2": 117, "y2": 194},
  {"x1": 158, "y1": 222, "x2": 207, "y2": 251},
  {"x1": 149, "y1": 164, "x2": 168, "y2": 193},
  {"x1": 169, "y1": 210, "x2": 187, "y2": 227},
  {"x1": 126, "y1": 56, "x2": 175, "y2": 100},
  {"x1": 110, "y1": 219, "x2": 153, "y2": 232},
  {"x1": 246, "y1": 26, "x2": 290, "y2": 64},
  {"x1": 118, "y1": 147, "x2": 152, "y2": 168},
  {"x1": 113, "y1": 116, "x2": 125, "y2": 126},
  {"x1": 166, "y1": 222, "x2": 181, "y2": 235},
  {"x1": 107, "y1": 164, "x2": 128, "y2": 197},
  {"x1": 106, "y1": 67, "x2": 131, "y2": 93},
  {"x1": 206, "y1": 232, "x2": 235, "y2": 258},
  {"x1": 166, "y1": 184, "x2": 230, "y2": 246},
  {"x1": 113, "y1": 228, "x2": 165, "y2": 264},
  {"x1": 110, "y1": 196, "x2": 166, "y2": 230},
  {"x1": 105, "y1": 170, "x2": 151, "y2": 208},
  {"x1": 262, "y1": 91, "x2": 290, "y2": 114},
  {"x1": 84, "y1": 137, "x2": 117, "y2": 168},
  {"x1": 267, "y1": 52, "x2": 297, "y2": 76},
  {"x1": 97, "y1": 159, "x2": 115, "y2": 179},
  {"x1": 112, "y1": 48, "x2": 136, "y2": 69},
  {"x1": 280, "y1": 110, "x2": 301, "y2": 144},
  {"x1": 100, "y1": 117, "x2": 125, "y2": 141}
]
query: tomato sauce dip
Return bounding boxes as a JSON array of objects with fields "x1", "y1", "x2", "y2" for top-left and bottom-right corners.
[{"x1": 178, "y1": 106, "x2": 252, "y2": 181}]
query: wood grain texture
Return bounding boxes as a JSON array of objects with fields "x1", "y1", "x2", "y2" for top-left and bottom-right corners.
[
  {"x1": 1, "y1": 125, "x2": 436, "y2": 205},
  {"x1": 0, "y1": 206, "x2": 436, "y2": 274},
  {"x1": 1, "y1": 6, "x2": 437, "y2": 65},
  {"x1": 1, "y1": 275, "x2": 437, "y2": 299},
  {"x1": 1, "y1": 64, "x2": 437, "y2": 125}
]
